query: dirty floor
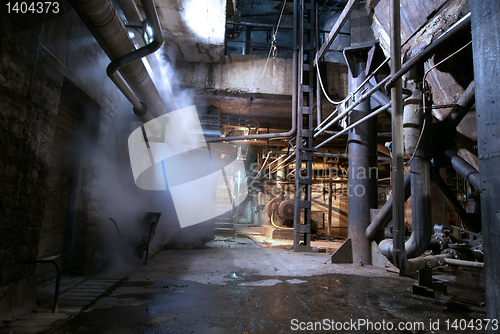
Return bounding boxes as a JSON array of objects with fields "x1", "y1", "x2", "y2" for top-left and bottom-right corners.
[
  {"x1": 38, "y1": 231, "x2": 486, "y2": 334},
  {"x1": 2, "y1": 230, "x2": 486, "y2": 334}
]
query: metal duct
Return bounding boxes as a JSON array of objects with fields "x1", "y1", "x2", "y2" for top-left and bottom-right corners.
[{"x1": 69, "y1": 0, "x2": 168, "y2": 122}]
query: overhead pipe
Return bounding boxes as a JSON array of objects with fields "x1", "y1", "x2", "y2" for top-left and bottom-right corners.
[
  {"x1": 207, "y1": 0, "x2": 298, "y2": 143},
  {"x1": 106, "y1": 0, "x2": 170, "y2": 117},
  {"x1": 69, "y1": 0, "x2": 168, "y2": 123}
]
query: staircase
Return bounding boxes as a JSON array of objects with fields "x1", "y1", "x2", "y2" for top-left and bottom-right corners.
[
  {"x1": 213, "y1": 169, "x2": 235, "y2": 236},
  {"x1": 213, "y1": 211, "x2": 235, "y2": 236}
]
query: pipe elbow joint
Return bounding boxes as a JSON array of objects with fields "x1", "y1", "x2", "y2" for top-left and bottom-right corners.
[
  {"x1": 133, "y1": 102, "x2": 148, "y2": 118},
  {"x1": 378, "y1": 239, "x2": 394, "y2": 258}
]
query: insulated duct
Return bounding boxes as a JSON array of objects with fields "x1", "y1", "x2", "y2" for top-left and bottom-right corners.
[{"x1": 69, "y1": 0, "x2": 168, "y2": 122}]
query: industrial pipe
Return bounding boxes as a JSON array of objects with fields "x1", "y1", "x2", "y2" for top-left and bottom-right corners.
[
  {"x1": 431, "y1": 168, "x2": 481, "y2": 232},
  {"x1": 443, "y1": 149, "x2": 481, "y2": 190},
  {"x1": 367, "y1": 78, "x2": 392, "y2": 114},
  {"x1": 365, "y1": 171, "x2": 411, "y2": 240},
  {"x1": 388, "y1": 0, "x2": 408, "y2": 273},
  {"x1": 315, "y1": 102, "x2": 391, "y2": 149},
  {"x1": 406, "y1": 67, "x2": 432, "y2": 258},
  {"x1": 69, "y1": 0, "x2": 168, "y2": 122},
  {"x1": 314, "y1": 76, "x2": 391, "y2": 139},
  {"x1": 315, "y1": 2, "x2": 322, "y2": 129},
  {"x1": 116, "y1": 0, "x2": 142, "y2": 25},
  {"x1": 445, "y1": 258, "x2": 484, "y2": 269},
  {"x1": 106, "y1": 0, "x2": 167, "y2": 116}
]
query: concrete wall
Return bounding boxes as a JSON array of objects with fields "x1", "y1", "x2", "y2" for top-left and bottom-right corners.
[
  {"x1": 0, "y1": 7, "x2": 131, "y2": 319},
  {"x1": 177, "y1": 55, "x2": 294, "y2": 95}
]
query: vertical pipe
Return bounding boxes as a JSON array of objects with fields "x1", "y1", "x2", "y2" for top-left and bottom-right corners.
[
  {"x1": 404, "y1": 67, "x2": 432, "y2": 258},
  {"x1": 243, "y1": 27, "x2": 252, "y2": 55},
  {"x1": 390, "y1": 0, "x2": 407, "y2": 273},
  {"x1": 328, "y1": 176, "x2": 332, "y2": 236},
  {"x1": 471, "y1": 0, "x2": 500, "y2": 324},
  {"x1": 315, "y1": 2, "x2": 322, "y2": 128},
  {"x1": 346, "y1": 58, "x2": 376, "y2": 265}
]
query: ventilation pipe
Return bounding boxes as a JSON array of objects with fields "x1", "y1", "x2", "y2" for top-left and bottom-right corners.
[{"x1": 69, "y1": 0, "x2": 168, "y2": 123}]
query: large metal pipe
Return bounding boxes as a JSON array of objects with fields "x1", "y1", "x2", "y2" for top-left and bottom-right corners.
[
  {"x1": 388, "y1": 0, "x2": 408, "y2": 273},
  {"x1": 315, "y1": 2, "x2": 322, "y2": 129},
  {"x1": 69, "y1": 0, "x2": 168, "y2": 122},
  {"x1": 365, "y1": 171, "x2": 411, "y2": 239},
  {"x1": 106, "y1": 0, "x2": 168, "y2": 117},
  {"x1": 405, "y1": 67, "x2": 432, "y2": 258},
  {"x1": 431, "y1": 168, "x2": 481, "y2": 233},
  {"x1": 381, "y1": 67, "x2": 432, "y2": 260},
  {"x1": 471, "y1": 0, "x2": 500, "y2": 323},
  {"x1": 443, "y1": 149, "x2": 480, "y2": 190},
  {"x1": 345, "y1": 51, "x2": 377, "y2": 265}
]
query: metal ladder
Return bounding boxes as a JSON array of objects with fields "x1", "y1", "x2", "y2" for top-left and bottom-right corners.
[{"x1": 293, "y1": 0, "x2": 316, "y2": 252}]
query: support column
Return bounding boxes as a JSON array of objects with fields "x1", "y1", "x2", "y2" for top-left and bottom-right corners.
[
  {"x1": 471, "y1": 0, "x2": 500, "y2": 324},
  {"x1": 344, "y1": 46, "x2": 378, "y2": 265}
]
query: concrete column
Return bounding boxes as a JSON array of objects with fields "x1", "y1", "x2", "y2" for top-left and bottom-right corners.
[{"x1": 471, "y1": 0, "x2": 500, "y2": 324}]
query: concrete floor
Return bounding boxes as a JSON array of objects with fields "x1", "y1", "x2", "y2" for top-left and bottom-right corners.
[{"x1": 3, "y1": 229, "x2": 486, "y2": 334}]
